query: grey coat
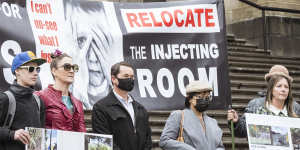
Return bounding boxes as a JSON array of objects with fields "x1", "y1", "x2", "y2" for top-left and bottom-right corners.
[
  {"x1": 160, "y1": 109, "x2": 224, "y2": 150},
  {"x1": 232, "y1": 97, "x2": 300, "y2": 137}
]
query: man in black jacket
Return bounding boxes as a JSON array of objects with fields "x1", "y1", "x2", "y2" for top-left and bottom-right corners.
[
  {"x1": 92, "y1": 61, "x2": 152, "y2": 150},
  {"x1": 0, "y1": 51, "x2": 45, "y2": 150}
]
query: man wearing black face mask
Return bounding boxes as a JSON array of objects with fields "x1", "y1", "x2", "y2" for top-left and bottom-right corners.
[
  {"x1": 92, "y1": 61, "x2": 152, "y2": 150},
  {"x1": 160, "y1": 80, "x2": 224, "y2": 150}
]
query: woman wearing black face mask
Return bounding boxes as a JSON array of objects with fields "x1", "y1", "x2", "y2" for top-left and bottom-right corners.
[{"x1": 160, "y1": 80, "x2": 224, "y2": 150}]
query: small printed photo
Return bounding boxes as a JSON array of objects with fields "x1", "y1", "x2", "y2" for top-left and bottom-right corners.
[
  {"x1": 290, "y1": 128, "x2": 300, "y2": 150},
  {"x1": 45, "y1": 129, "x2": 58, "y2": 150},
  {"x1": 27, "y1": 128, "x2": 43, "y2": 150},
  {"x1": 248, "y1": 124, "x2": 272, "y2": 145},
  {"x1": 270, "y1": 126, "x2": 289, "y2": 147},
  {"x1": 84, "y1": 134, "x2": 113, "y2": 150}
]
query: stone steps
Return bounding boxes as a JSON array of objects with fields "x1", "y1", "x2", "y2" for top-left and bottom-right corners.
[
  {"x1": 149, "y1": 34, "x2": 300, "y2": 149},
  {"x1": 82, "y1": 34, "x2": 300, "y2": 150}
]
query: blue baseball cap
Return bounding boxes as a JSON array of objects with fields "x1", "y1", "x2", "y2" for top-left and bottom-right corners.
[{"x1": 11, "y1": 51, "x2": 46, "y2": 74}]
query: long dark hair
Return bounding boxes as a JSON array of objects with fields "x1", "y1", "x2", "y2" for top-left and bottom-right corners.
[{"x1": 265, "y1": 75, "x2": 297, "y2": 117}]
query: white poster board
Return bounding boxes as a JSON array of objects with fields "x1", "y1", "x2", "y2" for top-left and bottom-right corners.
[
  {"x1": 25, "y1": 127, "x2": 113, "y2": 150},
  {"x1": 246, "y1": 113, "x2": 300, "y2": 150}
]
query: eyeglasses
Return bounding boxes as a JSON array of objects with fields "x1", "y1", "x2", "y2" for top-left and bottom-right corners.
[
  {"x1": 194, "y1": 95, "x2": 212, "y2": 101},
  {"x1": 19, "y1": 66, "x2": 41, "y2": 73},
  {"x1": 59, "y1": 63, "x2": 79, "y2": 72}
]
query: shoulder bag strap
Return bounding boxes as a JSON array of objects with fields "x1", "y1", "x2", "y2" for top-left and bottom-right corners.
[
  {"x1": 177, "y1": 110, "x2": 184, "y2": 142},
  {"x1": 3, "y1": 91, "x2": 16, "y2": 128}
]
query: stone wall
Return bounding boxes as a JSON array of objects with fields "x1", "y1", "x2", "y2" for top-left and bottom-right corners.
[
  {"x1": 225, "y1": 0, "x2": 300, "y2": 24},
  {"x1": 225, "y1": 0, "x2": 300, "y2": 57},
  {"x1": 93, "y1": 0, "x2": 300, "y2": 57}
]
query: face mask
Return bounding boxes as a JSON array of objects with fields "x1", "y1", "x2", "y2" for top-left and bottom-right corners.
[
  {"x1": 194, "y1": 96, "x2": 212, "y2": 112},
  {"x1": 117, "y1": 77, "x2": 134, "y2": 91}
]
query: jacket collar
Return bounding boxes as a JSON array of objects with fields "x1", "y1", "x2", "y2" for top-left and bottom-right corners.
[
  {"x1": 183, "y1": 109, "x2": 210, "y2": 148},
  {"x1": 47, "y1": 84, "x2": 81, "y2": 113},
  {"x1": 106, "y1": 90, "x2": 140, "y2": 111},
  {"x1": 10, "y1": 80, "x2": 34, "y2": 96}
]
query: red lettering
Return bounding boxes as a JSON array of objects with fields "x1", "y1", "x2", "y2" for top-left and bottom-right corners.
[
  {"x1": 55, "y1": 36, "x2": 59, "y2": 47},
  {"x1": 47, "y1": 53, "x2": 51, "y2": 63},
  {"x1": 194, "y1": 8, "x2": 204, "y2": 27},
  {"x1": 174, "y1": 9, "x2": 184, "y2": 27},
  {"x1": 31, "y1": 1, "x2": 34, "y2": 12},
  {"x1": 35, "y1": 4, "x2": 38, "y2": 13},
  {"x1": 205, "y1": 9, "x2": 215, "y2": 27},
  {"x1": 41, "y1": 50, "x2": 52, "y2": 63},
  {"x1": 47, "y1": 3, "x2": 52, "y2": 14},
  {"x1": 161, "y1": 11, "x2": 173, "y2": 27},
  {"x1": 138, "y1": 12, "x2": 152, "y2": 27},
  {"x1": 150, "y1": 12, "x2": 162, "y2": 27},
  {"x1": 127, "y1": 13, "x2": 141, "y2": 27},
  {"x1": 185, "y1": 9, "x2": 195, "y2": 27}
]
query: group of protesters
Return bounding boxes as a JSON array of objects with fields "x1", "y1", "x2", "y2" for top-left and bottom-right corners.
[{"x1": 0, "y1": 49, "x2": 298, "y2": 150}]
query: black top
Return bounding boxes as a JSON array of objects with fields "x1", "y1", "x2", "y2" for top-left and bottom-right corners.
[{"x1": 0, "y1": 82, "x2": 45, "y2": 150}]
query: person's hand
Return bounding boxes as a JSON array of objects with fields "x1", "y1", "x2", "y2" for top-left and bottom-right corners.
[
  {"x1": 227, "y1": 109, "x2": 239, "y2": 123},
  {"x1": 14, "y1": 129, "x2": 30, "y2": 144}
]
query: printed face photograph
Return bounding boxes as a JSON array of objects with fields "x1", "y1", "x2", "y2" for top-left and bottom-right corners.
[{"x1": 64, "y1": 1, "x2": 123, "y2": 109}]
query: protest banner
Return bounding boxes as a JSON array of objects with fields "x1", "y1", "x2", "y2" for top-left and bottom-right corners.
[{"x1": 0, "y1": 0, "x2": 230, "y2": 110}]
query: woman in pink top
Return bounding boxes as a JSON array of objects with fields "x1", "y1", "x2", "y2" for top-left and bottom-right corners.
[{"x1": 35, "y1": 50, "x2": 86, "y2": 132}]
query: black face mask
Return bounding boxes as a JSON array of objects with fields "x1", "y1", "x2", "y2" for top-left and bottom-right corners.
[
  {"x1": 194, "y1": 96, "x2": 212, "y2": 112},
  {"x1": 117, "y1": 77, "x2": 134, "y2": 91}
]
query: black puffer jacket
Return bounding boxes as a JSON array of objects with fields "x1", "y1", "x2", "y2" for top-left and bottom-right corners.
[{"x1": 0, "y1": 83, "x2": 45, "y2": 150}]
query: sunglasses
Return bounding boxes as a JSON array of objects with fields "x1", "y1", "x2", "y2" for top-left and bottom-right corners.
[
  {"x1": 59, "y1": 63, "x2": 79, "y2": 72},
  {"x1": 19, "y1": 66, "x2": 41, "y2": 73}
]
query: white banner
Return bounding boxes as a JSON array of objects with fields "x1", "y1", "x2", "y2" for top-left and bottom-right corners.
[
  {"x1": 26, "y1": 127, "x2": 113, "y2": 150},
  {"x1": 246, "y1": 113, "x2": 300, "y2": 150},
  {"x1": 121, "y1": 4, "x2": 220, "y2": 33}
]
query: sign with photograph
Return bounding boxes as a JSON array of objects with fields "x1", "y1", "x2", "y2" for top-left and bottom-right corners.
[
  {"x1": 26, "y1": 127, "x2": 113, "y2": 150},
  {"x1": 246, "y1": 113, "x2": 300, "y2": 150}
]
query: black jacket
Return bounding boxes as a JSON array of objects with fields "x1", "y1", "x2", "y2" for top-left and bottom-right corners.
[
  {"x1": 92, "y1": 91, "x2": 152, "y2": 150},
  {"x1": 0, "y1": 83, "x2": 45, "y2": 150}
]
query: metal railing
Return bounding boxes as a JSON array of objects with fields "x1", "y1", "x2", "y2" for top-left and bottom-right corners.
[{"x1": 238, "y1": 0, "x2": 300, "y2": 51}]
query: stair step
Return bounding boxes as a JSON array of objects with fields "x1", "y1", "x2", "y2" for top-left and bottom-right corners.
[
  {"x1": 228, "y1": 42, "x2": 258, "y2": 49},
  {"x1": 230, "y1": 80, "x2": 300, "y2": 90},
  {"x1": 229, "y1": 55, "x2": 300, "y2": 65},
  {"x1": 228, "y1": 47, "x2": 271, "y2": 55},
  {"x1": 229, "y1": 61, "x2": 300, "y2": 70},
  {"x1": 230, "y1": 67, "x2": 300, "y2": 75},
  {"x1": 228, "y1": 51, "x2": 272, "y2": 57},
  {"x1": 231, "y1": 88, "x2": 300, "y2": 98},
  {"x1": 230, "y1": 73, "x2": 300, "y2": 83},
  {"x1": 227, "y1": 38, "x2": 247, "y2": 45},
  {"x1": 226, "y1": 34, "x2": 235, "y2": 40}
]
